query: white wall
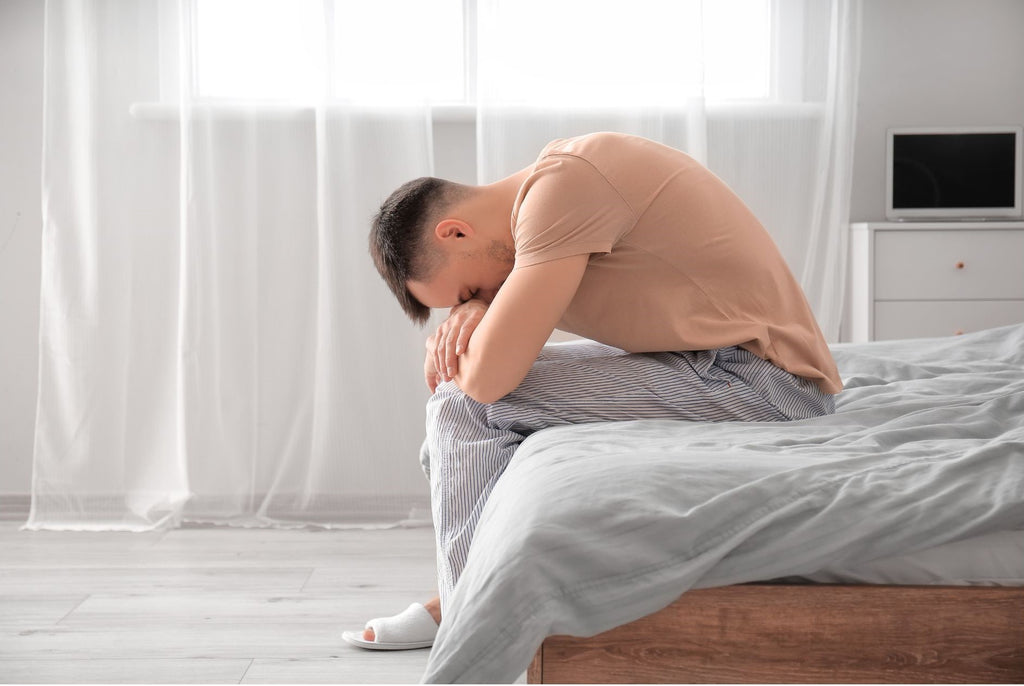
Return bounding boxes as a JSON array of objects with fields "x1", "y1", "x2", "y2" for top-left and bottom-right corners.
[
  {"x1": 3, "y1": 0, "x2": 1023, "y2": 507},
  {"x1": 851, "y1": 0, "x2": 1024, "y2": 221}
]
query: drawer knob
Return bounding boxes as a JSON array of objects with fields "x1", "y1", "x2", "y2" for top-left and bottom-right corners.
[{"x1": 955, "y1": 261, "x2": 965, "y2": 270}]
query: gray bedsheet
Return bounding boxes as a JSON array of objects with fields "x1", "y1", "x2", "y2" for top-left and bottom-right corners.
[{"x1": 422, "y1": 323, "x2": 1024, "y2": 683}]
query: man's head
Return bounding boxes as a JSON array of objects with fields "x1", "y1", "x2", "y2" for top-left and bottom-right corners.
[{"x1": 369, "y1": 176, "x2": 515, "y2": 325}]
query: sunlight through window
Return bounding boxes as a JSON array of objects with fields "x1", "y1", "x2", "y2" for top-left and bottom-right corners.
[
  {"x1": 196, "y1": 0, "x2": 327, "y2": 99},
  {"x1": 195, "y1": 0, "x2": 770, "y2": 102}
]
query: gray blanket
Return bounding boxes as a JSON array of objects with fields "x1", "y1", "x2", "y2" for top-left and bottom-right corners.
[{"x1": 422, "y1": 323, "x2": 1024, "y2": 683}]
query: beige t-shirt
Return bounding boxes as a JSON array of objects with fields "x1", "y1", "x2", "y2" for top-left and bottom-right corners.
[{"x1": 511, "y1": 132, "x2": 843, "y2": 395}]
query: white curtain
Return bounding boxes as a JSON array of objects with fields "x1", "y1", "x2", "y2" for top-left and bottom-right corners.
[
  {"x1": 25, "y1": 0, "x2": 434, "y2": 531},
  {"x1": 26, "y1": 0, "x2": 861, "y2": 532},
  {"x1": 476, "y1": 0, "x2": 862, "y2": 342}
]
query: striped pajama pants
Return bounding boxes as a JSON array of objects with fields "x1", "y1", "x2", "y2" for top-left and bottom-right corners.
[{"x1": 419, "y1": 339, "x2": 836, "y2": 614}]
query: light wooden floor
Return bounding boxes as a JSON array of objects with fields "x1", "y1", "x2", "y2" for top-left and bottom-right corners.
[{"x1": 0, "y1": 520, "x2": 495, "y2": 684}]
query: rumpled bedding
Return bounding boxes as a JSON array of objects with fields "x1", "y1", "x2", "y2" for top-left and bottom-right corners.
[{"x1": 421, "y1": 323, "x2": 1024, "y2": 683}]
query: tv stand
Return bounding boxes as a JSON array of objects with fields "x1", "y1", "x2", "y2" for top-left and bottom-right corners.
[{"x1": 848, "y1": 221, "x2": 1024, "y2": 342}]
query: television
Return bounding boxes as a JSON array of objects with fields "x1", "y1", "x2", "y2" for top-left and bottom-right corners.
[{"x1": 885, "y1": 126, "x2": 1023, "y2": 221}]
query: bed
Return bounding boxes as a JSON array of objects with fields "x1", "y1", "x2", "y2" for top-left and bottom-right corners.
[{"x1": 421, "y1": 323, "x2": 1024, "y2": 683}]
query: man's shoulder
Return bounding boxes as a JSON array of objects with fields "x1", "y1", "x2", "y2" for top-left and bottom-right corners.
[
  {"x1": 526, "y1": 133, "x2": 645, "y2": 198},
  {"x1": 538, "y1": 132, "x2": 692, "y2": 193},
  {"x1": 540, "y1": 131, "x2": 638, "y2": 160},
  {"x1": 512, "y1": 137, "x2": 640, "y2": 263}
]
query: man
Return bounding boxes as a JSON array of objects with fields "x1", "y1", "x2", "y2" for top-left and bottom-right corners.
[{"x1": 343, "y1": 132, "x2": 842, "y2": 650}]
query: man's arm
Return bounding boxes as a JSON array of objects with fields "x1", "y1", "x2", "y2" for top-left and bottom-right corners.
[{"x1": 451, "y1": 253, "x2": 589, "y2": 404}]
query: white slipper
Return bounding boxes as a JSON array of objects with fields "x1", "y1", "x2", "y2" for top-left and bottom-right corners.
[{"x1": 341, "y1": 602, "x2": 438, "y2": 651}]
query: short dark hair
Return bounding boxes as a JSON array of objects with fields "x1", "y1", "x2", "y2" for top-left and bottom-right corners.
[{"x1": 369, "y1": 177, "x2": 465, "y2": 325}]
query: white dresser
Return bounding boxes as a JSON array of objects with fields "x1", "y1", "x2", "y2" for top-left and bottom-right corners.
[{"x1": 849, "y1": 222, "x2": 1024, "y2": 342}]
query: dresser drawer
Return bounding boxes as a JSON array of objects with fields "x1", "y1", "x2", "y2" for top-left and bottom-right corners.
[
  {"x1": 874, "y1": 300, "x2": 1024, "y2": 340},
  {"x1": 874, "y1": 230, "x2": 1024, "y2": 300}
]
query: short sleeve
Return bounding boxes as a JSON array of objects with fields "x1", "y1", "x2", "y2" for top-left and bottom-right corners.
[{"x1": 512, "y1": 154, "x2": 637, "y2": 268}]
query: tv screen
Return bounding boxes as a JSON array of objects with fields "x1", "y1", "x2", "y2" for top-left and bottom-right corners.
[
  {"x1": 886, "y1": 127, "x2": 1022, "y2": 220},
  {"x1": 893, "y1": 133, "x2": 1015, "y2": 209}
]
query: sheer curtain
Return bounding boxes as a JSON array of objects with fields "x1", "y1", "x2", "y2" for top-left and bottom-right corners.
[
  {"x1": 476, "y1": 0, "x2": 862, "y2": 342},
  {"x1": 25, "y1": 0, "x2": 434, "y2": 531},
  {"x1": 26, "y1": 0, "x2": 861, "y2": 532}
]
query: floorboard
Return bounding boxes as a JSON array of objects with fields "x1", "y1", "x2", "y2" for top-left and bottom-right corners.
[
  {"x1": 0, "y1": 659, "x2": 251, "y2": 684},
  {"x1": 0, "y1": 521, "x2": 454, "y2": 684}
]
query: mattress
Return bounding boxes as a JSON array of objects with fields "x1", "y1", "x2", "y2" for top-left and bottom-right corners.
[
  {"x1": 773, "y1": 528, "x2": 1024, "y2": 586},
  {"x1": 423, "y1": 323, "x2": 1024, "y2": 683}
]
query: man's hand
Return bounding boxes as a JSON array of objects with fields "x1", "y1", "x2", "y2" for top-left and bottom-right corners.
[{"x1": 424, "y1": 299, "x2": 489, "y2": 393}]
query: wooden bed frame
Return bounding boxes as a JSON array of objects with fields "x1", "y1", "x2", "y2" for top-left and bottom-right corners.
[{"x1": 527, "y1": 583, "x2": 1024, "y2": 683}]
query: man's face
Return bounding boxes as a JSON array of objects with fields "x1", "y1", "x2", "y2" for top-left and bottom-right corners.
[{"x1": 407, "y1": 239, "x2": 515, "y2": 310}]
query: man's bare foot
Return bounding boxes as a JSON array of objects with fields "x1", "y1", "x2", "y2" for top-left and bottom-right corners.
[{"x1": 363, "y1": 596, "x2": 441, "y2": 642}]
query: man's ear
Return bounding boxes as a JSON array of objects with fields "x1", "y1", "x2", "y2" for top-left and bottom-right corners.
[{"x1": 434, "y1": 218, "x2": 474, "y2": 241}]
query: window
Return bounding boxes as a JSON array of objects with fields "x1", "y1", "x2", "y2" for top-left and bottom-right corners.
[
  {"x1": 192, "y1": 0, "x2": 771, "y2": 103},
  {"x1": 195, "y1": 0, "x2": 327, "y2": 100},
  {"x1": 478, "y1": 0, "x2": 771, "y2": 104}
]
